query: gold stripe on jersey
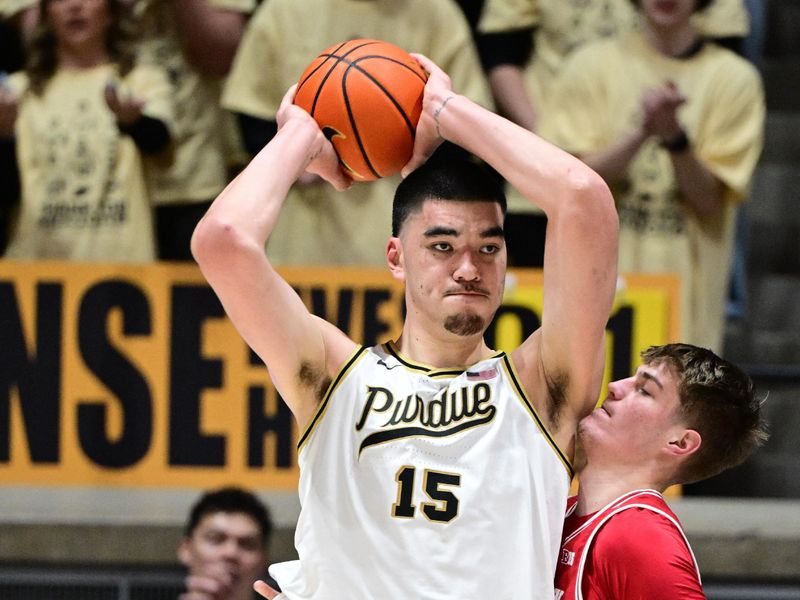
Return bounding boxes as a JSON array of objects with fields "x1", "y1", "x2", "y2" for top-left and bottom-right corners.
[
  {"x1": 501, "y1": 355, "x2": 574, "y2": 478},
  {"x1": 297, "y1": 345, "x2": 369, "y2": 452},
  {"x1": 383, "y1": 340, "x2": 506, "y2": 379}
]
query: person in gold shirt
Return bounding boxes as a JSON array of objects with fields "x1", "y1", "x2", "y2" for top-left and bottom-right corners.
[
  {"x1": 475, "y1": 0, "x2": 751, "y2": 268},
  {"x1": 0, "y1": 0, "x2": 174, "y2": 262},
  {"x1": 132, "y1": 0, "x2": 255, "y2": 261},
  {"x1": 546, "y1": 0, "x2": 765, "y2": 353},
  {"x1": 222, "y1": 0, "x2": 494, "y2": 267}
]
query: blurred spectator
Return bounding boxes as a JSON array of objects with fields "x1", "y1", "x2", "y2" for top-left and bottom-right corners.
[
  {"x1": 179, "y1": 487, "x2": 275, "y2": 600},
  {"x1": 132, "y1": 0, "x2": 254, "y2": 261},
  {"x1": 546, "y1": 0, "x2": 765, "y2": 353},
  {"x1": 222, "y1": 0, "x2": 493, "y2": 267},
  {"x1": 0, "y1": 0, "x2": 174, "y2": 262},
  {"x1": 475, "y1": 0, "x2": 750, "y2": 267}
]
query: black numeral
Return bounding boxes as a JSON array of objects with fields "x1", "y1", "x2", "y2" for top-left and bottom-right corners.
[{"x1": 391, "y1": 466, "x2": 461, "y2": 523}]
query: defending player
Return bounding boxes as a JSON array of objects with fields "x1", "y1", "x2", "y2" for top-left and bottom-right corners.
[
  {"x1": 556, "y1": 343, "x2": 767, "y2": 599},
  {"x1": 192, "y1": 55, "x2": 618, "y2": 598}
]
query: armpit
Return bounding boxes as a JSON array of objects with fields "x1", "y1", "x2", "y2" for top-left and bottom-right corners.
[{"x1": 298, "y1": 360, "x2": 331, "y2": 399}]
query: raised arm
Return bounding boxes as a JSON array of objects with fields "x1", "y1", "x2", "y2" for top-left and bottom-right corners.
[
  {"x1": 407, "y1": 55, "x2": 618, "y2": 441},
  {"x1": 191, "y1": 87, "x2": 354, "y2": 429}
]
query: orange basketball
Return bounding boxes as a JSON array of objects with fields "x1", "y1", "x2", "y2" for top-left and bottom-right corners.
[{"x1": 294, "y1": 39, "x2": 428, "y2": 181}]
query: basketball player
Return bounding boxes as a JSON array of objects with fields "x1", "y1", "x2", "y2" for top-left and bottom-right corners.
[
  {"x1": 555, "y1": 343, "x2": 767, "y2": 599},
  {"x1": 192, "y1": 54, "x2": 618, "y2": 598}
]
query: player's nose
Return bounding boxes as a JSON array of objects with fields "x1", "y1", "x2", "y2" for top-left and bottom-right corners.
[{"x1": 453, "y1": 251, "x2": 480, "y2": 281}]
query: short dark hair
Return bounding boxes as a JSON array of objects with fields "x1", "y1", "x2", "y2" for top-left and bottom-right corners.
[
  {"x1": 184, "y1": 487, "x2": 273, "y2": 547},
  {"x1": 392, "y1": 158, "x2": 506, "y2": 236},
  {"x1": 641, "y1": 344, "x2": 767, "y2": 484},
  {"x1": 629, "y1": 0, "x2": 714, "y2": 12}
]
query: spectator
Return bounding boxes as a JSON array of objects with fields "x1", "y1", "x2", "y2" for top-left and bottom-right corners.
[
  {"x1": 179, "y1": 487, "x2": 275, "y2": 600},
  {"x1": 222, "y1": 0, "x2": 493, "y2": 267},
  {"x1": 475, "y1": 0, "x2": 750, "y2": 267},
  {"x1": 0, "y1": 0, "x2": 174, "y2": 262},
  {"x1": 546, "y1": 0, "x2": 765, "y2": 353},
  {"x1": 132, "y1": 0, "x2": 254, "y2": 261}
]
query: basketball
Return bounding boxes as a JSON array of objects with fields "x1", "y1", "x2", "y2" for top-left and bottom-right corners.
[{"x1": 294, "y1": 39, "x2": 428, "y2": 181}]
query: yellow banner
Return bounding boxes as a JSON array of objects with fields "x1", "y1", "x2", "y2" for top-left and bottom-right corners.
[{"x1": 0, "y1": 262, "x2": 678, "y2": 489}]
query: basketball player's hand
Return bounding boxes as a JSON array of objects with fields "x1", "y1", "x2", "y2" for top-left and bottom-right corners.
[
  {"x1": 276, "y1": 84, "x2": 351, "y2": 191},
  {"x1": 104, "y1": 82, "x2": 146, "y2": 127},
  {"x1": 401, "y1": 53, "x2": 452, "y2": 178},
  {"x1": 0, "y1": 82, "x2": 18, "y2": 139},
  {"x1": 641, "y1": 81, "x2": 686, "y2": 142},
  {"x1": 253, "y1": 579, "x2": 280, "y2": 599}
]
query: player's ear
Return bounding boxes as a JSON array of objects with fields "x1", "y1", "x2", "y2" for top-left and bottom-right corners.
[
  {"x1": 666, "y1": 428, "x2": 701, "y2": 459},
  {"x1": 177, "y1": 537, "x2": 192, "y2": 566},
  {"x1": 386, "y1": 237, "x2": 405, "y2": 281}
]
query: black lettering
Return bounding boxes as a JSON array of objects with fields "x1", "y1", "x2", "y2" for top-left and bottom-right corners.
[
  {"x1": 310, "y1": 287, "x2": 353, "y2": 334},
  {"x1": 169, "y1": 285, "x2": 225, "y2": 466},
  {"x1": 485, "y1": 305, "x2": 540, "y2": 349},
  {"x1": 363, "y1": 289, "x2": 391, "y2": 345},
  {"x1": 607, "y1": 306, "x2": 634, "y2": 380},
  {"x1": 77, "y1": 281, "x2": 152, "y2": 468},
  {"x1": 247, "y1": 385, "x2": 294, "y2": 468},
  {"x1": 356, "y1": 386, "x2": 393, "y2": 430},
  {"x1": 0, "y1": 282, "x2": 62, "y2": 463}
]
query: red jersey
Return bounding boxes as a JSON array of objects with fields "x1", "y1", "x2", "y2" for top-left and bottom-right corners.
[{"x1": 554, "y1": 489, "x2": 705, "y2": 600}]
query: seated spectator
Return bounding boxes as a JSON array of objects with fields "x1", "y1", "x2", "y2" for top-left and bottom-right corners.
[
  {"x1": 0, "y1": 0, "x2": 174, "y2": 262},
  {"x1": 179, "y1": 486, "x2": 275, "y2": 600}
]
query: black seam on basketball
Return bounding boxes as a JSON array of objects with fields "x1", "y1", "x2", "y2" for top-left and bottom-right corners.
[
  {"x1": 308, "y1": 41, "x2": 380, "y2": 116},
  {"x1": 348, "y1": 56, "x2": 420, "y2": 135},
  {"x1": 296, "y1": 40, "x2": 348, "y2": 96},
  {"x1": 341, "y1": 63, "x2": 380, "y2": 179}
]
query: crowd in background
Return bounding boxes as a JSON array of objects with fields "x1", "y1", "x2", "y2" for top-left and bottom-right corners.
[{"x1": 0, "y1": 0, "x2": 766, "y2": 353}]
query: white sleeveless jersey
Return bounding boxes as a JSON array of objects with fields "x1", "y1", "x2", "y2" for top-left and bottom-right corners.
[{"x1": 270, "y1": 342, "x2": 573, "y2": 599}]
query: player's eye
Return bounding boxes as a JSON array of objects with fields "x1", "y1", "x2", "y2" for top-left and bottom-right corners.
[
  {"x1": 432, "y1": 242, "x2": 452, "y2": 252},
  {"x1": 481, "y1": 244, "x2": 500, "y2": 255}
]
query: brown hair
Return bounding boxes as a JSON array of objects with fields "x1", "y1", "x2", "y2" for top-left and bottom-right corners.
[
  {"x1": 642, "y1": 343, "x2": 768, "y2": 484},
  {"x1": 25, "y1": 0, "x2": 138, "y2": 95}
]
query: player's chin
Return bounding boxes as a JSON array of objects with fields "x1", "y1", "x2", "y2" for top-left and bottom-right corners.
[{"x1": 443, "y1": 312, "x2": 485, "y2": 337}]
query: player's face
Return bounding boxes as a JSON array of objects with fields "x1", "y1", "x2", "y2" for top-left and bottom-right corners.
[
  {"x1": 46, "y1": 0, "x2": 113, "y2": 52},
  {"x1": 178, "y1": 512, "x2": 266, "y2": 600},
  {"x1": 639, "y1": 0, "x2": 695, "y2": 29},
  {"x1": 389, "y1": 199, "x2": 506, "y2": 339},
  {"x1": 578, "y1": 361, "x2": 685, "y2": 464}
]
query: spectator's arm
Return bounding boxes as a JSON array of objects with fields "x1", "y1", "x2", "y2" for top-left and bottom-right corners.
[
  {"x1": 667, "y1": 140, "x2": 725, "y2": 218},
  {"x1": 581, "y1": 128, "x2": 648, "y2": 183},
  {"x1": 172, "y1": 0, "x2": 249, "y2": 77},
  {"x1": 118, "y1": 115, "x2": 172, "y2": 155},
  {"x1": 477, "y1": 29, "x2": 537, "y2": 129},
  {"x1": 237, "y1": 112, "x2": 277, "y2": 157}
]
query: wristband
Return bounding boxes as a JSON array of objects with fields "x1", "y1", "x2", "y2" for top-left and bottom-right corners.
[{"x1": 660, "y1": 129, "x2": 690, "y2": 153}]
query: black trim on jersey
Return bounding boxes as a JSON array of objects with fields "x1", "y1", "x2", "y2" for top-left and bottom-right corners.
[
  {"x1": 296, "y1": 345, "x2": 369, "y2": 450},
  {"x1": 502, "y1": 354, "x2": 574, "y2": 478},
  {"x1": 384, "y1": 341, "x2": 505, "y2": 379}
]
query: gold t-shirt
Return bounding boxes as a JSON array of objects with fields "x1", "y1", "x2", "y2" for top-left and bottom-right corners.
[
  {"x1": 5, "y1": 64, "x2": 173, "y2": 262},
  {"x1": 548, "y1": 33, "x2": 764, "y2": 351}
]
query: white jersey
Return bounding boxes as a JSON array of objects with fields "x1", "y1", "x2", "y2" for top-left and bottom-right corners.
[{"x1": 270, "y1": 342, "x2": 573, "y2": 599}]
